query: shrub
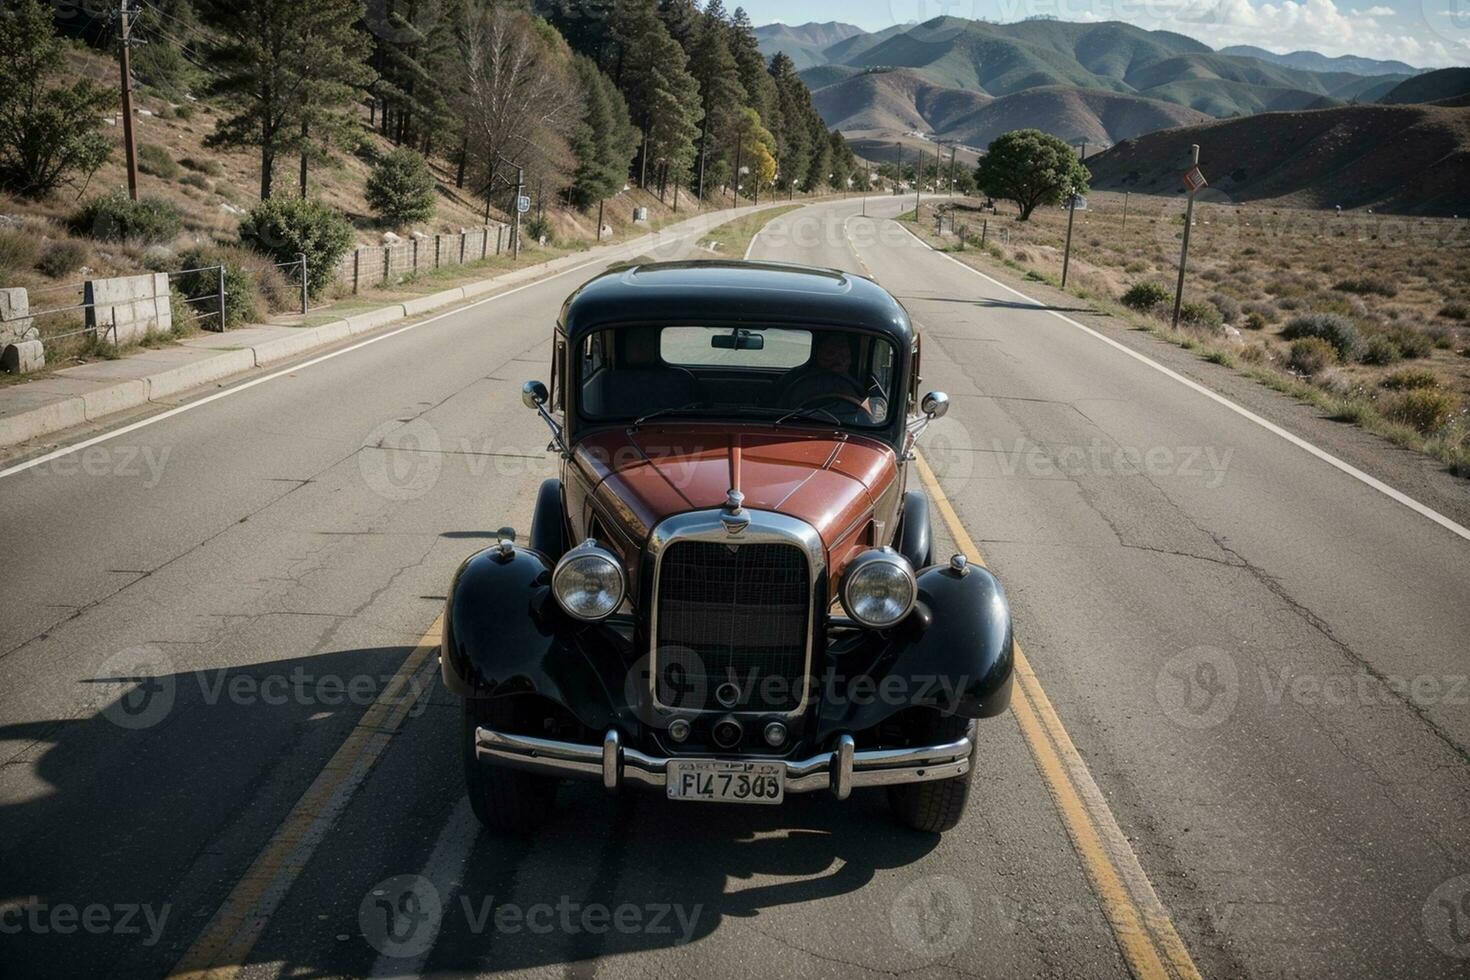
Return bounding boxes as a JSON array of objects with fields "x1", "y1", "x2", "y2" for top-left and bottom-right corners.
[
  {"x1": 1282, "y1": 313, "x2": 1360, "y2": 360},
  {"x1": 1359, "y1": 334, "x2": 1401, "y2": 366},
  {"x1": 0, "y1": 228, "x2": 38, "y2": 275},
  {"x1": 137, "y1": 143, "x2": 180, "y2": 180},
  {"x1": 365, "y1": 148, "x2": 437, "y2": 226},
  {"x1": 1288, "y1": 337, "x2": 1337, "y2": 375},
  {"x1": 35, "y1": 239, "x2": 88, "y2": 278},
  {"x1": 1121, "y1": 281, "x2": 1170, "y2": 312},
  {"x1": 1243, "y1": 311, "x2": 1269, "y2": 331},
  {"x1": 1439, "y1": 301, "x2": 1468, "y2": 321},
  {"x1": 1207, "y1": 292, "x2": 1240, "y2": 324},
  {"x1": 1384, "y1": 326, "x2": 1433, "y2": 359},
  {"x1": 1382, "y1": 368, "x2": 1439, "y2": 391},
  {"x1": 525, "y1": 214, "x2": 553, "y2": 246},
  {"x1": 1276, "y1": 296, "x2": 1303, "y2": 311},
  {"x1": 1332, "y1": 274, "x2": 1397, "y2": 297},
  {"x1": 1380, "y1": 389, "x2": 1460, "y2": 434},
  {"x1": 176, "y1": 244, "x2": 294, "y2": 327},
  {"x1": 239, "y1": 197, "x2": 354, "y2": 298},
  {"x1": 1179, "y1": 300, "x2": 1224, "y2": 332},
  {"x1": 70, "y1": 192, "x2": 182, "y2": 244},
  {"x1": 180, "y1": 172, "x2": 210, "y2": 190},
  {"x1": 180, "y1": 156, "x2": 223, "y2": 177},
  {"x1": 1242, "y1": 301, "x2": 1277, "y2": 324}
]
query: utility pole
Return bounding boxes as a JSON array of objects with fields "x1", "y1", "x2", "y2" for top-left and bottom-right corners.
[
  {"x1": 512, "y1": 166, "x2": 524, "y2": 261},
  {"x1": 697, "y1": 119, "x2": 708, "y2": 203},
  {"x1": 1172, "y1": 145, "x2": 1204, "y2": 329},
  {"x1": 732, "y1": 140, "x2": 742, "y2": 207},
  {"x1": 1061, "y1": 191, "x2": 1079, "y2": 288},
  {"x1": 862, "y1": 161, "x2": 869, "y2": 217},
  {"x1": 948, "y1": 144, "x2": 957, "y2": 197},
  {"x1": 912, "y1": 147, "x2": 920, "y2": 219},
  {"x1": 116, "y1": 1, "x2": 140, "y2": 200}
]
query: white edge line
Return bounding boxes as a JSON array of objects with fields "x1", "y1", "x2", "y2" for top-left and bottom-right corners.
[
  {"x1": 890, "y1": 220, "x2": 1470, "y2": 544},
  {"x1": 367, "y1": 796, "x2": 479, "y2": 978},
  {"x1": 0, "y1": 252, "x2": 617, "y2": 482}
]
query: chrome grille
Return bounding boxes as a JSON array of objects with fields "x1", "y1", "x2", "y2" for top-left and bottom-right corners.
[{"x1": 655, "y1": 540, "x2": 810, "y2": 712}]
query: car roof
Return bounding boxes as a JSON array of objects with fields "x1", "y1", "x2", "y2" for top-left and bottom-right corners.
[{"x1": 559, "y1": 261, "x2": 914, "y2": 344}]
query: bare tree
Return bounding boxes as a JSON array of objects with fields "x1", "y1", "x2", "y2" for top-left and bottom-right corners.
[{"x1": 459, "y1": 6, "x2": 583, "y2": 222}]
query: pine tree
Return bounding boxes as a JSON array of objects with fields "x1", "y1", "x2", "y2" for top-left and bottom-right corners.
[
  {"x1": 570, "y1": 55, "x2": 636, "y2": 221},
  {"x1": 202, "y1": 0, "x2": 309, "y2": 199},
  {"x1": 372, "y1": 0, "x2": 461, "y2": 151},
  {"x1": 769, "y1": 52, "x2": 813, "y2": 192},
  {"x1": 612, "y1": 0, "x2": 701, "y2": 191},
  {"x1": 727, "y1": 8, "x2": 776, "y2": 129},
  {"x1": 288, "y1": 0, "x2": 374, "y2": 196},
  {"x1": 687, "y1": 1, "x2": 745, "y2": 199}
]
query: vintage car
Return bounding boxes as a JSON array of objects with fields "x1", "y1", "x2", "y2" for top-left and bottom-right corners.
[{"x1": 441, "y1": 261, "x2": 1014, "y2": 834}]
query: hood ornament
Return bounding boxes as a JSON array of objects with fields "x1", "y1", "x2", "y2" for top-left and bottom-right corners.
[{"x1": 720, "y1": 488, "x2": 749, "y2": 535}]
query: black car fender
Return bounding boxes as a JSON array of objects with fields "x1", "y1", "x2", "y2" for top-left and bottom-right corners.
[
  {"x1": 815, "y1": 559, "x2": 1014, "y2": 739},
  {"x1": 439, "y1": 544, "x2": 628, "y2": 732}
]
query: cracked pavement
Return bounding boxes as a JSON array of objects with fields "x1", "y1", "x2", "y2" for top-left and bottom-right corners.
[{"x1": 0, "y1": 197, "x2": 1467, "y2": 978}]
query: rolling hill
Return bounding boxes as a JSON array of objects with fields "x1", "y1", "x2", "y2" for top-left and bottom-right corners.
[
  {"x1": 754, "y1": 21, "x2": 866, "y2": 70},
  {"x1": 763, "y1": 17, "x2": 1428, "y2": 122},
  {"x1": 1381, "y1": 68, "x2": 1470, "y2": 105},
  {"x1": 1217, "y1": 45, "x2": 1421, "y2": 77},
  {"x1": 1084, "y1": 102, "x2": 1470, "y2": 215},
  {"x1": 814, "y1": 69, "x2": 1210, "y2": 147}
]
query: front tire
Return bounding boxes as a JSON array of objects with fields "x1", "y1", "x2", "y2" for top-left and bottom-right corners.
[
  {"x1": 887, "y1": 712, "x2": 975, "y2": 833},
  {"x1": 461, "y1": 697, "x2": 559, "y2": 834}
]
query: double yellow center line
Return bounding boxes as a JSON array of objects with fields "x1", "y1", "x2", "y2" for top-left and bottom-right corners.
[{"x1": 914, "y1": 451, "x2": 1202, "y2": 980}]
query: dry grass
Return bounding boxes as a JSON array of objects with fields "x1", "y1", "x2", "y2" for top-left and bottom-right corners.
[{"x1": 918, "y1": 192, "x2": 1470, "y2": 476}]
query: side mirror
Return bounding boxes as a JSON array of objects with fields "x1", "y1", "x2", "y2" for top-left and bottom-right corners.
[
  {"x1": 921, "y1": 391, "x2": 950, "y2": 419},
  {"x1": 522, "y1": 380, "x2": 549, "y2": 411}
]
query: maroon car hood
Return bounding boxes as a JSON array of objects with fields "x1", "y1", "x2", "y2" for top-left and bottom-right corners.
[{"x1": 574, "y1": 425, "x2": 896, "y2": 549}]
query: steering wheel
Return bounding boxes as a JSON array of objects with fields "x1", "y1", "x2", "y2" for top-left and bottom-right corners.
[
  {"x1": 780, "y1": 368, "x2": 868, "y2": 407},
  {"x1": 800, "y1": 391, "x2": 869, "y2": 411}
]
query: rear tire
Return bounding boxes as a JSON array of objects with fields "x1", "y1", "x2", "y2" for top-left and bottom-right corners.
[
  {"x1": 887, "y1": 712, "x2": 975, "y2": 833},
  {"x1": 461, "y1": 697, "x2": 559, "y2": 835}
]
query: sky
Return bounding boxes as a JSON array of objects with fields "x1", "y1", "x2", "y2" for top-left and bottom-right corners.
[{"x1": 735, "y1": 0, "x2": 1470, "y2": 67}]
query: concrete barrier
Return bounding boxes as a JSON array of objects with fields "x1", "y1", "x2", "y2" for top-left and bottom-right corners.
[
  {"x1": 85, "y1": 272, "x2": 172, "y2": 345},
  {"x1": 0, "y1": 287, "x2": 35, "y2": 347},
  {"x1": 250, "y1": 321, "x2": 353, "y2": 366}
]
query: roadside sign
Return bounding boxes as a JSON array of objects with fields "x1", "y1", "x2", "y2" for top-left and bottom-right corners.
[
  {"x1": 1181, "y1": 165, "x2": 1207, "y2": 194},
  {"x1": 517, "y1": 195, "x2": 531, "y2": 214},
  {"x1": 1067, "y1": 195, "x2": 1087, "y2": 211}
]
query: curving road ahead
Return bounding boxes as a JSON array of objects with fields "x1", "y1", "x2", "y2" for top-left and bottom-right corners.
[{"x1": 1, "y1": 197, "x2": 1467, "y2": 979}]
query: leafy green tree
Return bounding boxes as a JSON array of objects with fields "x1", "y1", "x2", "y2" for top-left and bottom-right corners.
[
  {"x1": 366, "y1": 147, "x2": 437, "y2": 225},
  {"x1": 976, "y1": 129, "x2": 1090, "y2": 220},
  {"x1": 239, "y1": 196, "x2": 355, "y2": 296},
  {"x1": 0, "y1": 0, "x2": 113, "y2": 198}
]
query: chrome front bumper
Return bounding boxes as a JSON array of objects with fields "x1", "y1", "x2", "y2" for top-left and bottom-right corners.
[{"x1": 474, "y1": 727, "x2": 973, "y2": 800}]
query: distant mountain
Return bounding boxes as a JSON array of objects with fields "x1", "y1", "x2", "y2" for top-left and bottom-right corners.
[
  {"x1": 1381, "y1": 68, "x2": 1470, "y2": 105},
  {"x1": 813, "y1": 68, "x2": 1210, "y2": 148},
  {"x1": 1086, "y1": 102, "x2": 1470, "y2": 215},
  {"x1": 1218, "y1": 45, "x2": 1422, "y2": 77},
  {"x1": 754, "y1": 21, "x2": 866, "y2": 70}
]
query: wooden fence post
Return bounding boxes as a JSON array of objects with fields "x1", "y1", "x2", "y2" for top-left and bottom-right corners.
[{"x1": 352, "y1": 249, "x2": 360, "y2": 294}]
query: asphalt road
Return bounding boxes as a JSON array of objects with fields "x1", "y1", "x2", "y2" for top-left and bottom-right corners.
[{"x1": 1, "y1": 197, "x2": 1467, "y2": 979}]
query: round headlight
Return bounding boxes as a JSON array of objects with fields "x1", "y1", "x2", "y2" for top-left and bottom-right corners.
[
  {"x1": 840, "y1": 549, "x2": 917, "y2": 628},
  {"x1": 552, "y1": 542, "x2": 626, "y2": 621}
]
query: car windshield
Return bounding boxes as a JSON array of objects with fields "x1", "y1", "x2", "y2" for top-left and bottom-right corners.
[{"x1": 577, "y1": 325, "x2": 897, "y2": 428}]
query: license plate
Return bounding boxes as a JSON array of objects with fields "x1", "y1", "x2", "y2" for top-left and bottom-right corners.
[{"x1": 666, "y1": 760, "x2": 785, "y2": 805}]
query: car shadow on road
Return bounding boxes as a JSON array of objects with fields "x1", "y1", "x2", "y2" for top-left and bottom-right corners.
[
  {"x1": 0, "y1": 645, "x2": 426, "y2": 977},
  {"x1": 420, "y1": 781, "x2": 941, "y2": 971}
]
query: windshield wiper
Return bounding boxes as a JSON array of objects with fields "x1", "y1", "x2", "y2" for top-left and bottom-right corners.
[
  {"x1": 631, "y1": 401, "x2": 709, "y2": 427},
  {"x1": 771, "y1": 405, "x2": 843, "y2": 426}
]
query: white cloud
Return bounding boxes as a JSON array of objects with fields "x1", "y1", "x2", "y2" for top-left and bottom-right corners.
[{"x1": 1128, "y1": 0, "x2": 1468, "y2": 66}]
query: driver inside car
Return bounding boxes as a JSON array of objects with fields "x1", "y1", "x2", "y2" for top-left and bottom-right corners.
[{"x1": 779, "y1": 332, "x2": 888, "y2": 423}]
